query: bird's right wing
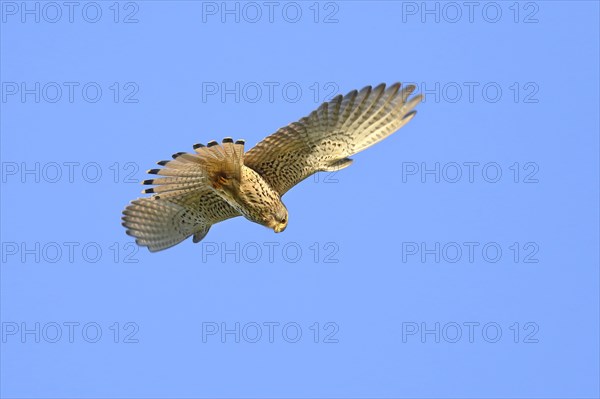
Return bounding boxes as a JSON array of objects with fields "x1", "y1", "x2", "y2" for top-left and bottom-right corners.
[
  {"x1": 122, "y1": 138, "x2": 245, "y2": 252},
  {"x1": 244, "y1": 83, "x2": 423, "y2": 195}
]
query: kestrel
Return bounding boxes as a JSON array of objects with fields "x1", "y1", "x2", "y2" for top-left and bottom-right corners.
[{"x1": 122, "y1": 83, "x2": 423, "y2": 252}]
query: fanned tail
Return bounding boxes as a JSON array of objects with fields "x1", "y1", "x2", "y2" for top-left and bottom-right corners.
[{"x1": 122, "y1": 137, "x2": 246, "y2": 252}]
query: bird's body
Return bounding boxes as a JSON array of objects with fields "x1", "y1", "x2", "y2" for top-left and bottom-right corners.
[
  {"x1": 231, "y1": 165, "x2": 288, "y2": 232},
  {"x1": 122, "y1": 83, "x2": 423, "y2": 252}
]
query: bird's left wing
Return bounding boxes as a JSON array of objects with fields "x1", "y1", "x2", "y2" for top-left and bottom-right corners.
[{"x1": 244, "y1": 82, "x2": 423, "y2": 195}]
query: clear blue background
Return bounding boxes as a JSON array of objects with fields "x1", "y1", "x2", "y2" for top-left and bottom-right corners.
[{"x1": 1, "y1": 1, "x2": 599, "y2": 398}]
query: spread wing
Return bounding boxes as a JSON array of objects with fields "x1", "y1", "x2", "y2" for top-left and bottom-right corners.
[
  {"x1": 122, "y1": 189, "x2": 239, "y2": 252},
  {"x1": 122, "y1": 139, "x2": 245, "y2": 252},
  {"x1": 244, "y1": 83, "x2": 423, "y2": 195}
]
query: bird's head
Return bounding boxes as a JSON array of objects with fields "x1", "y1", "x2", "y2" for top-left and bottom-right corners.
[{"x1": 268, "y1": 204, "x2": 288, "y2": 233}]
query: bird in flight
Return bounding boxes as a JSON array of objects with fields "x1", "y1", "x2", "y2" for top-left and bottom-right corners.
[{"x1": 122, "y1": 83, "x2": 423, "y2": 252}]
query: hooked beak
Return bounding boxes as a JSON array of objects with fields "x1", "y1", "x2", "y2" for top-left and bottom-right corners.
[
  {"x1": 274, "y1": 223, "x2": 287, "y2": 233},
  {"x1": 267, "y1": 216, "x2": 287, "y2": 233}
]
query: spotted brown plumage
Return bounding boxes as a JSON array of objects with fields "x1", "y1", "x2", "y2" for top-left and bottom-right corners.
[{"x1": 122, "y1": 82, "x2": 423, "y2": 252}]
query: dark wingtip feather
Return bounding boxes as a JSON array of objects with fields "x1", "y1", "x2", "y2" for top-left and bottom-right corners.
[
  {"x1": 172, "y1": 152, "x2": 186, "y2": 159},
  {"x1": 147, "y1": 169, "x2": 160, "y2": 174},
  {"x1": 143, "y1": 188, "x2": 155, "y2": 194},
  {"x1": 142, "y1": 179, "x2": 154, "y2": 185},
  {"x1": 235, "y1": 139, "x2": 245, "y2": 145},
  {"x1": 207, "y1": 140, "x2": 218, "y2": 147},
  {"x1": 402, "y1": 110, "x2": 418, "y2": 120},
  {"x1": 193, "y1": 143, "x2": 205, "y2": 149},
  {"x1": 157, "y1": 160, "x2": 169, "y2": 166},
  {"x1": 222, "y1": 137, "x2": 233, "y2": 143}
]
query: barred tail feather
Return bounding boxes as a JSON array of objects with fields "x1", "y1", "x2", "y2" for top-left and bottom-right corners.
[{"x1": 141, "y1": 138, "x2": 245, "y2": 197}]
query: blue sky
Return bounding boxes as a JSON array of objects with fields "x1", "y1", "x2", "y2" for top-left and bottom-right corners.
[{"x1": 1, "y1": 1, "x2": 599, "y2": 398}]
